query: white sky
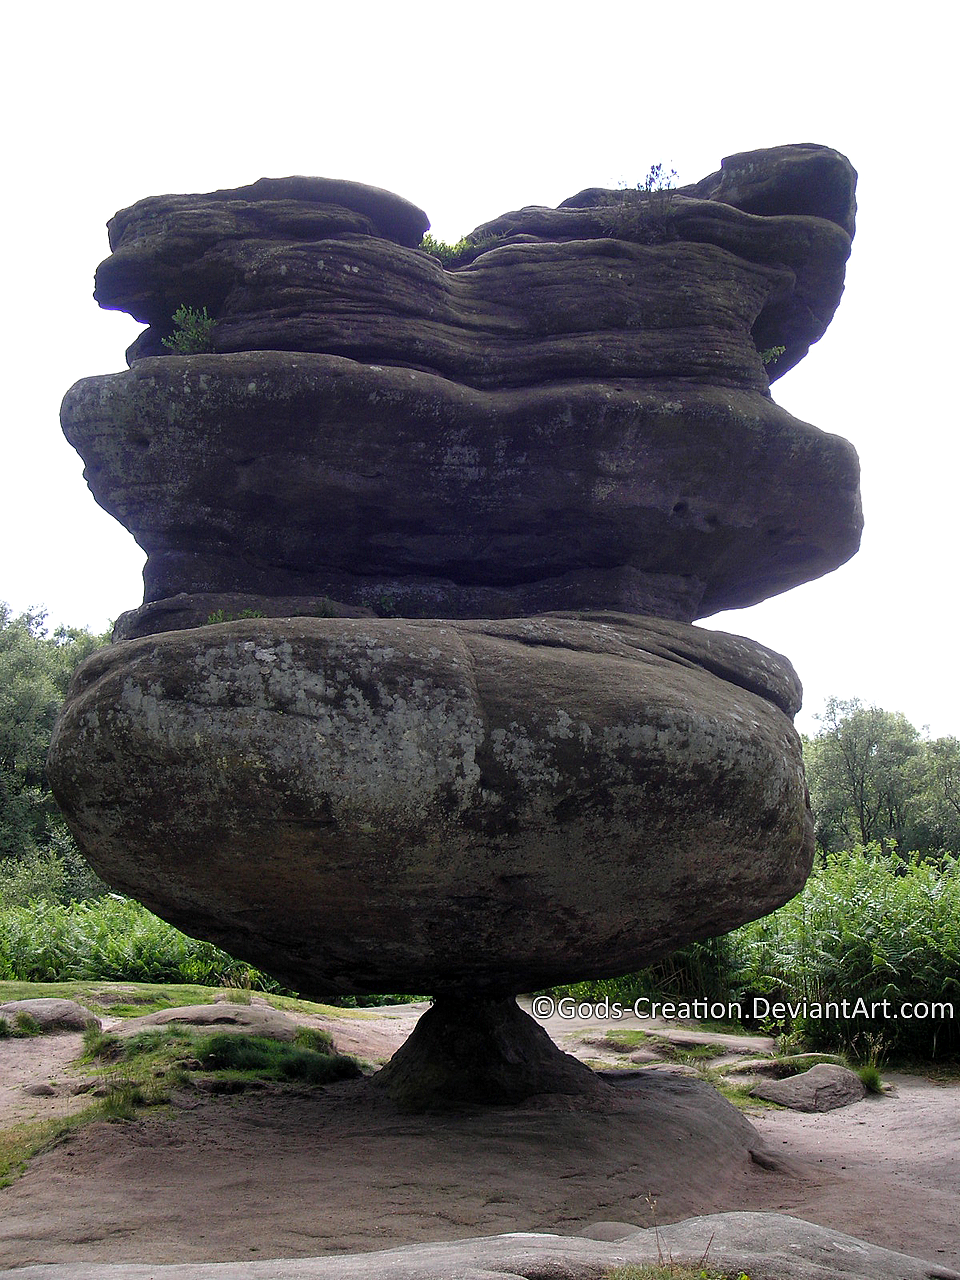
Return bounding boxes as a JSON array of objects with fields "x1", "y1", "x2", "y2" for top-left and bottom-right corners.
[{"x1": 2, "y1": 2, "x2": 956, "y2": 738}]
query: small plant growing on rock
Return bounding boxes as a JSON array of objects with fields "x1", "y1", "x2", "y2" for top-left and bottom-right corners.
[
  {"x1": 161, "y1": 304, "x2": 217, "y2": 355},
  {"x1": 205, "y1": 608, "x2": 266, "y2": 625},
  {"x1": 608, "y1": 162, "x2": 680, "y2": 242},
  {"x1": 7, "y1": 1012, "x2": 41, "y2": 1037},
  {"x1": 759, "y1": 344, "x2": 786, "y2": 367},
  {"x1": 419, "y1": 231, "x2": 507, "y2": 268}
]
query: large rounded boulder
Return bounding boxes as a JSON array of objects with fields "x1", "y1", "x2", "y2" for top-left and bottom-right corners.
[{"x1": 48, "y1": 612, "x2": 812, "y2": 1000}]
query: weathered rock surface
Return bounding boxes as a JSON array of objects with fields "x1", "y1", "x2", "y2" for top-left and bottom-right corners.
[
  {"x1": 113, "y1": 1003, "x2": 300, "y2": 1041},
  {"x1": 65, "y1": 144, "x2": 861, "y2": 627},
  {"x1": 0, "y1": 999, "x2": 100, "y2": 1033},
  {"x1": 95, "y1": 146, "x2": 854, "y2": 388},
  {"x1": 94, "y1": 175, "x2": 429, "y2": 349},
  {"x1": 373, "y1": 995, "x2": 606, "y2": 1108},
  {"x1": 2, "y1": 1212, "x2": 955, "y2": 1279},
  {"x1": 112, "y1": 592, "x2": 376, "y2": 643},
  {"x1": 62, "y1": 351, "x2": 861, "y2": 627},
  {"x1": 751, "y1": 1062, "x2": 868, "y2": 1111},
  {"x1": 47, "y1": 612, "x2": 812, "y2": 1000}
]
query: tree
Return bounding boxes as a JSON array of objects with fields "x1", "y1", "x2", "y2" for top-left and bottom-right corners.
[
  {"x1": 925, "y1": 736, "x2": 960, "y2": 853},
  {"x1": 805, "y1": 697, "x2": 959, "y2": 859},
  {"x1": 0, "y1": 603, "x2": 108, "y2": 901}
]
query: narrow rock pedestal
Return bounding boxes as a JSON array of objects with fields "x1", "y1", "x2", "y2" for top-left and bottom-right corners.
[{"x1": 372, "y1": 996, "x2": 605, "y2": 1109}]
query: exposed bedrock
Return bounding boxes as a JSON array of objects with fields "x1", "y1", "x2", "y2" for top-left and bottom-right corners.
[
  {"x1": 47, "y1": 613, "x2": 813, "y2": 1001},
  {"x1": 62, "y1": 351, "x2": 862, "y2": 630}
]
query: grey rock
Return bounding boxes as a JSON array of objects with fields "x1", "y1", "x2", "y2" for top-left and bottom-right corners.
[
  {"x1": 61, "y1": 351, "x2": 861, "y2": 622},
  {"x1": 751, "y1": 1062, "x2": 868, "y2": 1111},
  {"x1": 726, "y1": 1052, "x2": 844, "y2": 1077},
  {"x1": 95, "y1": 175, "x2": 429, "y2": 342},
  {"x1": 372, "y1": 995, "x2": 606, "y2": 1108},
  {"x1": 95, "y1": 146, "x2": 853, "y2": 392},
  {"x1": 112, "y1": 593, "x2": 376, "y2": 643},
  {"x1": 114, "y1": 1003, "x2": 300, "y2": 1041},
  {"x1": 0, "y1": 999, "x2": 100, "y2": 1033},
  {"x1": 63, "y1": 146, "x2": 861, "y2": 625},
  {"x1": 0, "y1": 1212, "x2": 954, "y2": 1279},
  {"x1": 48, "y1": 612, "x2": 812, "y2": 1000}
]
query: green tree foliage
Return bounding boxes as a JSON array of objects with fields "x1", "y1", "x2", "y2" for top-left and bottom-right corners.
[
  {"x1": 0, "y1": 604, "x2": 108, "y2": 903},
  {"x1": 805, "y1": 697, "x2": 959, "y2": 859}
]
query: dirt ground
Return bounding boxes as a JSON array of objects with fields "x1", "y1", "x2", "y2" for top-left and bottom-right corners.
[{"x1": 0, "y1": 1000, "x2": 957, "y2": 1272}]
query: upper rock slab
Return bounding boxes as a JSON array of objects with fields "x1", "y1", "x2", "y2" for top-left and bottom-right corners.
[
  {"x1": 96, "y1": 175, "x2": 429, "y2": 352},
  {"x1": 68, "y1": 146, "x2": 861, "y2": 624},
  {"x1": 92, "y1": 145, "x2": 854, "y2": 385}
]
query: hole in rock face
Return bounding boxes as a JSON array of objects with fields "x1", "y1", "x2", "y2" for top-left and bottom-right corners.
[{"x1": 672, "y1": 502, "x2": 688, "y2": 516}]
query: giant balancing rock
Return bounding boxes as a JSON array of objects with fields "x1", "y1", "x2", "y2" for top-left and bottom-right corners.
[{"x1": 49, "y1": 146, "x2": 860, "y2": 1088}]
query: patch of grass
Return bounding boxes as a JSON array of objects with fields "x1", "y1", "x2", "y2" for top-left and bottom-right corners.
[
  {"x1": 648, "y1": 1039, "x2": 728, "y2": 1065},
  {"x1": 593, "y1": 1029, "x2": 650, "y2": 1052},
  {"x1": 0, "y1": 980, "x2": 350, "y2": 1022},
  {"x1": 0, "y1": 1011, "x2": 41, "y2": 1037},
  {"x1": 205, "y1": 608, "x2": 266, "y2": 625},
  {"x1": 194, "y1": 1032, "x2": 361, "y2": 1084},
  {"x1": 710, "y1": 1078, "x2": 784, "y2": 1112},
  {"x1": 595, "y1": 1030, "x2": 728, "y2": 1067},
  {"x1": 857, "y1": 1062, "x2": 884, "y2": 1094},
  {"x1": 81, "y1": 1025, "x2": 123, "y2": 1060},
  {"x1": 293, "y1": 1025, "x2": 334, "y2": 1052},
  {"x1": 0, "y1": 1113, "x2": 88, "y2": 1188},
  {"x1": 97, "y1": 1079, "x2": 155, "y2": 1121}
]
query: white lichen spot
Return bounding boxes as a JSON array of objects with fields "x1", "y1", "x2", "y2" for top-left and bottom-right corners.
[{"x1": 546, "y1": 710, "x2": 575, "y2": 740}]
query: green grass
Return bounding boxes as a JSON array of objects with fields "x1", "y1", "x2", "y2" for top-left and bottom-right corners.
[
  {"x1": 592, "y1": 1029, "x2": 730, "y2": 1065},
  {"x1": 0, "y1": 978, "x2": 368, "y2": 1033},
  {"x1": 78, "y1": 1019, "x2": 361, "y2": 1092},
  {"x1": 0, "y1": 1113, "x2": 90, "y2": 1189},
  {"x1": 0, "y1": 1006, "x2": 365, "y2": 1189},
  {"x1": 0, "y1": 1010, "x2": 41, "y2": 1037},
  {"x1": 193, "y1": 1031, "x2": 361, "y2": 1084},
  {"x1": 857, "y1": 1062, "x2": 885, "y2": 1094}
]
